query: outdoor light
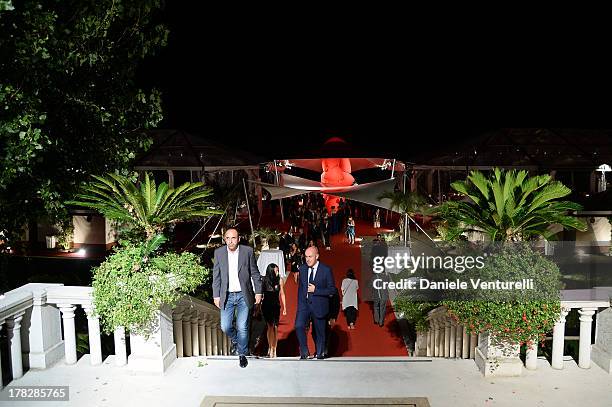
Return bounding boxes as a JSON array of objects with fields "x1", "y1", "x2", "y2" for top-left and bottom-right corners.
[
  {"x1": 596, "y1": 164, "x2": 611, "y2": 192},
  {"x1": 77, "y1": 248, "x2": 87, "y2": 256}
]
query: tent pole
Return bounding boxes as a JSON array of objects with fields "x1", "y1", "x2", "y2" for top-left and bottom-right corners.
[
  {"x1": 390, "y1": 159, "x2": 396, "y2": 179},
  {"x1": 273, "y1": 160, "x2": 285, "y2": 223},
  {"x1": 243, "y1": 178, "x2": 256, "y2": 247},
  {"x1": 207, "y1": 207, "x2": 228, "y2": 247}
]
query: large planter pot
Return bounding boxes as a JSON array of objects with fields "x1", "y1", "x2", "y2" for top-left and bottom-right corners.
[
  {"x1": 127, "y1": 304, "x2": 177, "y2": 374},
  {"x1": 474, "y1": 332, "x2": 523, "y2": 377}
]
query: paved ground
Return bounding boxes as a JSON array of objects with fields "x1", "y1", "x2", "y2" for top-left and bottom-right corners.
[{"x1": 1, "y1": 355, "x2": 611, "y2": 406}]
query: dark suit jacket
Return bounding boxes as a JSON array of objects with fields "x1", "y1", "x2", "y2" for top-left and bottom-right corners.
[
  {"x1": 297, "y1": 262, "x2": 335, "y2": 319},
  {"x1": 212, "y1": 244, "x2": 262, "y2": 310}
]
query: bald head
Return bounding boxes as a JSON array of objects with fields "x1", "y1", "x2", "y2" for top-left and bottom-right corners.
[
  {"x1": 224, "y1": 228, "x2": 239, "y2": 251},
  {"x1": 305, "y1": 246, "x2": 319, "y2": 267}
]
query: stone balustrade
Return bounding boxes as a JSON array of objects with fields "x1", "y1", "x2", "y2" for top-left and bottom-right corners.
[
  {"x1": 172, "y1": 296, "x2": 228, "y2": 358},
  {"x1": 420, "y1": 306, "x2": 478, "y2": 360},
  {"x1": 0, "y1": 283, "x2": 225, "y2": 387},
  {"x1": 419, "y1": 294, "x2": 612, "y2": 377}
]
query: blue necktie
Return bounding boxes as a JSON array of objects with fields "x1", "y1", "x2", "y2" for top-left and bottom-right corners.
[{"x1": 307, "y1": 267, "x2": 314, "y2": 299}]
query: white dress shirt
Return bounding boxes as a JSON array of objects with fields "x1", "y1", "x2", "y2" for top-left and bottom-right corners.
[{"x1": 227, "y1": 246, "x2": 241, "y2": 292}]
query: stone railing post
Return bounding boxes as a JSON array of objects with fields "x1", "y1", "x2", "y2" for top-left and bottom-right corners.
[
  {"x1": 22, "y1": 288, "x2": 64, "y2": 369},
  {"x1": 58, "y1": 304, "x2": 77, "y2": 365},
  {"x1": 211, "y1": 320, "x2": 219, "y2": 355},
  {"x1": 114, "y1": 326, "x2": 127, "y2": 366},
  {"x1": 191, "y1": 311, "x2": 200, "y2": 357},
  {"x1": 552, "y1": 307, "x2": 570, "y2": 369},
  {"x1": 198, "y1": 317, "x2": 207, "y2": 357},
  {"x1": 525, "y1": 338, "x2": 538, "y2": 370},
  {"x1": 469, "y1": 333, "x2": 477, "y2": 359},
  {"x1": 182, "y1": 308, "x2": 193, "y2": 357},
  {"x1": 432, "y1": 319, "x2": 439, "y2": 356},
  {"x1": 426, "y1": 328, "x2": 432, "y2": 357},
  {"x1": 449, "y1": 322, "x2": 457, "y2": 358},
  {"x1": 444, "y1": 319, "x2": 451, "y2": 357},
  {"x1": 82, "y1": 304, "x2": 102, "y2": 365},
  {"x1": 455, "y1": 324, "x2": 463, "y2": 358},
  {"x1": 6, "y1": 312, "x2": 25, "y2": 379},
  {"x1": 578, "y1": 307, "x2": 597, "y2": 368},
  {"x1": 462, "y1": 326, "x2": 469, "y2": 358},
  {"x1": 205, "y1": 316, "x2": 213, "y2": 356},
  {"x1": 172, "y1": 307, "x2": 184, "y2": 357}
]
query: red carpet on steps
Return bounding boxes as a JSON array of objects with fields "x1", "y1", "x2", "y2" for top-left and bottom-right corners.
[{"x1": 274, "y1": 220, "x2": 408, "y2": 357}]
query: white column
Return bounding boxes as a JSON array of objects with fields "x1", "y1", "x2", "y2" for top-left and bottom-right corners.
[
  {"x1": 218, "y1": 327, "x2": 225, "y2": 355},
  {"x1": 172, "y1": 308, "x2": 184, "y2": 357},
  {"x1": 449, "y1": 322, "x2": 456, "y2": 358},
  {"x1": 205, "y1": 317, "x2": 213, "y2": 356},
  {"x1": 82, "y1": 305, "x2": 102, "y2": 365},
  {"x1": 525, "y1": 339, "x2": 538, "y2": 370},
  {"x1": 224, "y1": 333, "x2": 230, "y2": 355},
  {"x1": 432, "y1": 320, "x2": 439, "y2": 356},
  {"x1": 58, "y1": 305, "x2": 77, "y2": 365},
  {"x1": 211, "y1": 322, "x2": 219, "y2": 355},
  {"x1": 469, "y1": 333, "x2": 477, "y2": 359},
  {"x1": 455, "y1": 325, "x2": 463, "y2": 358},
  {"x1": 578, "y1": 308, "x2": 597, "y2": 369},
  {"x1": 6, "y1": 313, "x2": 25, "y2": 379},
  {"x1": 426, "y1": 329, "x2": 432, "y2": 357},
  {"x1": 113, "y1": 326, "x2": 127, "y2": 366},
  {"x1": 552, "y1": 308, "x2": 570, "y2": 369},
  {"x1": 198, "y1": 318, "x2": 207, "y2": 357},
  {"x1": 462, "y1": 326, "x2": 469, "y2": 358},
  {"x1": 191, "y1": 312, "x2": 200, "y2": 357},
  {"x1": 444, "y1": 319, "x2": 451, "y2": 357},
  {"x1": 182, "y1": 309, "x2": 193, "y2": 357}
]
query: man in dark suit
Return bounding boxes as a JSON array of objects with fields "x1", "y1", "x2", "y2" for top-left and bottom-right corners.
[
  {"x1": 213, "y1": 228, "x2": 262, "y2": 368},
  {"x1": 295, "y1": 246, "x2": 335, "y2": 359}
]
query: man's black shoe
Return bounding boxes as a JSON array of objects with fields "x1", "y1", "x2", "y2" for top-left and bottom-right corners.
[
  {"x1": 316, "y1": 354, "x2": 325, "y2": 360},
  {"x1": 299, "y1": 355, "x2": 308, "y2": 360},
  {"x1": 229, "y1": 344, "x2": 238, "y2": 356},
  {"x1": 239, "y1": 355, "x2": 248, "y2": 368}
]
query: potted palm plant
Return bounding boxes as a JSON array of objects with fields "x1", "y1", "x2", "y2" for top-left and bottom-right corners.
[
  {"x1": 67, "y1": 172, "x2": 222, "y2": 335},
  {"x1": 434, "y1": 168, "x2": 586, "y2": 376}
]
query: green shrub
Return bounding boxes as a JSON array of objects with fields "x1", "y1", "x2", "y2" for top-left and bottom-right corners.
[
  {"x1": 92, "y1": 243, "x2": 208, "y2": 336},
  {"x1": 443, "y1": 243, "x2": 562, "y2": 347}
]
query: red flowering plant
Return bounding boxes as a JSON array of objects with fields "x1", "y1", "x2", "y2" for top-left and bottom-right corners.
[{"x1": 443, "y1": 243, "x2": 562, "y2": 349}]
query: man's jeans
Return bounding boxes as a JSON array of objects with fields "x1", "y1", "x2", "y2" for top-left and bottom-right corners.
[{"x1": 220, "y1": 292, "x2": 250, "y2": 356}]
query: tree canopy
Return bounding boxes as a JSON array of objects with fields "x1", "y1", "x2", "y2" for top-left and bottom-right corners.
[{"x1": 0, "y1": 0, "x2": 168, "y2": 241}]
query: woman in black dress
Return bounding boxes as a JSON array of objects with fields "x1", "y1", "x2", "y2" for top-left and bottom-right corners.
[
  {"x1": 289, "y1": 243, "x2": 303, "y2": 283},
  {"x1": 262, "y1": 263, "x2": 286, "y2": 358}
]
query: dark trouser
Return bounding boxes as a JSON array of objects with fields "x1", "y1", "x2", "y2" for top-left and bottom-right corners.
[
  {"x1": 295, "y1": 307, "x2": 327, "y2": 357},
  {"x1": 344, "y1": 306, "x2": 357, "y2": 325},
  {"x1": 311, "y1": 317, "x2": 331, "y2": 356},
  {"x1": 373, "y1": 299, "x2": 387, "y2": 325}
]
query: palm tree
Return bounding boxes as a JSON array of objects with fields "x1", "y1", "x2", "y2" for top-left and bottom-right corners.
[
  {"x1": 67, "y1": 172, "x2": 222, "y2": 250},
  {"x1": 378, "y1": 190, "x2": 428, "y2": 247},
  {"x1": 436, "y1": 168, "x2": 586, "y2": 242}
]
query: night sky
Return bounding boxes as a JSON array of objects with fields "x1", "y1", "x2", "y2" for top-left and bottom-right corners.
[
  {"x1": 134, "y1": 4, "x2": 499, "y2": 161},
  {"x1": 137, "y1": 4, "x2": 606, "y2": 162}
]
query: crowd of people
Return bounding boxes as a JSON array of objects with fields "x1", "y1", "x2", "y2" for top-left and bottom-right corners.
[{"x1": 211, "y1": 197, "x2": 390, "y2": 367}]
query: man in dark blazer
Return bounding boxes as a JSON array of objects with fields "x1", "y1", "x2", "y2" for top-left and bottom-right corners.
[
  {"x1": 213, "y1": 228, "x2": 262, "y2": 368},
  {"x1": 295, "y1": 246, "x2": 336, "y2": 359}
]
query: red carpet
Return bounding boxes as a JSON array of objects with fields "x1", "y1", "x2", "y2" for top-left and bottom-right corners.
[{"x1": 274, "y1": 220, "x2": 408, "y2": 357}]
